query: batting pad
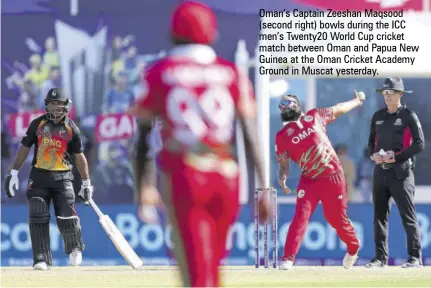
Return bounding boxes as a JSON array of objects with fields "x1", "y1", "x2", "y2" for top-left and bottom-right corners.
[
  {"x1": 57, "y1": 216, "x2": 85, "y2": 254},
  {"x1": 29, "y1": 197, "x2": 52, "y2": 265}
]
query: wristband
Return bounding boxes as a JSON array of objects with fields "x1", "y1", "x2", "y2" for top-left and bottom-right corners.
[
  {"x1": 82, "y1": 179, "x2": 91, "y2": 186},
  {"x1": 11, "y1": 169, "x2": 19, "y2": 176}
]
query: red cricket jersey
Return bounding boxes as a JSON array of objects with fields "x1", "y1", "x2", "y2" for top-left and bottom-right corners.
[
  {"x1": 134, "y1": 45, "x2": 255, "y2": 171},
  {"x1": 275, "y1": 108, "x2": 343, "y2": 179}
]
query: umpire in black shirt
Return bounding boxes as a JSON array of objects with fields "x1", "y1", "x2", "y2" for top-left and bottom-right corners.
[
  {"x1": 366, "y1": 77, "x2": 425, "y2": 268},
  {"x1": 3, "y1": 88, "x2": 94, "y2": 270}
]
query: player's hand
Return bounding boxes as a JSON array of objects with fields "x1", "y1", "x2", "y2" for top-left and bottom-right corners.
[
  {"x1": 382, "y1": 150, "x2": 396, "y2": 163},
  {"x1": 4, "y1": 169, "x2": 19, "y2": 198},
  {"x1": 372, "y1": 152, "x2": 384, "y2": 164},
  {"x1": 354, "y1": 90, "x2": 366, "y2": 104},
  {"x1": 138, "y1": 185, "x2": 161, "y2": 224},
  {"x1": 258, "y1": 192, "x2": 272, "y2": 224},
  {"x1": 78, "y1": 179, "x2": 94, "y2": 205},
  {"x1": 278, "y1": 175, "x2": 291, "y2": 195}
]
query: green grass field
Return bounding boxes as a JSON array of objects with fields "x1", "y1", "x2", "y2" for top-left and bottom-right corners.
[{"x1": 2, "y1": 266, "x2": 431, "y2": 287}]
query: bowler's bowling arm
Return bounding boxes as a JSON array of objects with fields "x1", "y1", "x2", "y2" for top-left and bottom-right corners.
[
  {"x1": 331, "y1": 97, "x2": 362, "y2": 119},
  {"x1": 11, "y1": 145, "x2": 30, "y2": 171}
]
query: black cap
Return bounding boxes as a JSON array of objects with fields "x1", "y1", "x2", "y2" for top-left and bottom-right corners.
[{"x1": 376, "y1": 77, "x2": 412, "y2": 94}]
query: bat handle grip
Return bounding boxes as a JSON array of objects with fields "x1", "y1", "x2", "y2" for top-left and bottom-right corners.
[{"x1": 89, "y1": 198, "x2": 104, "y2": 218}]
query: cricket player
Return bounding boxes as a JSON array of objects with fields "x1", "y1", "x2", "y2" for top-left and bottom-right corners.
[
  {"x1": 128, "y1": 2, "x2": 270, "y2": 286},
  {"x1": 3, "y1": 88, "x2": 94, "y2": 270},
  {"x1": 275, "y1": 92, "x2": 364, "y2": 270}
]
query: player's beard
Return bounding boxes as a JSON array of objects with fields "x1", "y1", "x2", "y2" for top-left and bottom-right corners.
[{"x1": 280, "y1": 107, "x2": 301, "y2": 122}]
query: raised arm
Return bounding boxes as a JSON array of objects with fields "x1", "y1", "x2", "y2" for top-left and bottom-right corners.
[{"x1": 331, "y1": 90, "x2": 365, "y2": 120}]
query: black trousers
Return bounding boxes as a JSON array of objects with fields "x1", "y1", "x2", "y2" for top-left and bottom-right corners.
[
  {"x1": 26, "y1": 168, "x2": 77, "y2": 217},
  {"x1": 372, "y1": 165, "x2": 422, "y2": 262}
]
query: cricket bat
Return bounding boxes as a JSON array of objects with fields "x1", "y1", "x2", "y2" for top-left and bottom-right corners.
[{"x1": 89, "y1": 198, "x2": 143, "y2": 269}]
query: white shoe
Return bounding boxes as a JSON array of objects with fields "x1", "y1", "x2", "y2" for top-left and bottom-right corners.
[
  {"x1": 401, "y1": 258, "x2": 422, "y2": 268},
  {"x1": 69, "y1": 249, "x2": 82, "y2": 266},
  {"x1": 343, "y1": 252, "x2": 358, "y2": 269},
  {"x1": 279, "y1": 259, "x2": 294, "y2": 270},
  {"x1": 34, "y1": 262, "x2": 48, "y2": 271}
]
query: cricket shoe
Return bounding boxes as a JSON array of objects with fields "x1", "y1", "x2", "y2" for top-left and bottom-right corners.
[
  {"x1": 343, "y1": 252, "x2": 358, "y2": 269},
  {"x1": 401, "y1": 257, "x2": 422, "y2": 268},
  {"x1": 279, "y1": 259, "x2": 294, "y2": 270},
  {"x1": 69, "y1": 249, "x2": 82, "y2": 266},
  {"x1": 33, "y1": 262, "x2": 48, "y2": 271},
  {"x1": 365, "y1": 258, "x2": 387, "y2": 268}
]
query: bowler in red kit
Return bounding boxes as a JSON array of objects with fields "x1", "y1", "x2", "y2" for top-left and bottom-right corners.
[
  {"x1": 129, "y1": 2, "x2": 270, "y2": 287},
  {"x1": 275, "y1": 92, "x2": 365, "y2": 270}
]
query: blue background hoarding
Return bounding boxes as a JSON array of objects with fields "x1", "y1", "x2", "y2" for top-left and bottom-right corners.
[{"x1": 2, "y1": 204, "x2": 431, "y2": 266}]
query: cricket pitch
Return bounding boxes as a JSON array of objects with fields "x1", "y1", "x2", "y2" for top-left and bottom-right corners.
[{"x1": 2, "y1": 266, "x2": 431, "y2": 287}]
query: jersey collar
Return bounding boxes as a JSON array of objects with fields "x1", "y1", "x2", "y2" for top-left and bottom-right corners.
[
  {"x1": 169, "y1": 44, "x2": 217, "y2": 64},
  {"x1": 282, "y1": 113, "x2": 305, "y2": 126},
  {"x1": 386, "y1": 104, "x2": 405, "y2": 115},
  {"x1": 46, "y1": 114, "x2": 69, "y2": 125}
]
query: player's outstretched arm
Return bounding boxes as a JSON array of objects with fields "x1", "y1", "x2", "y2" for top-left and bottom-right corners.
[{"x1": 331, "y1": 90, "x2": 365, "y2": 119}]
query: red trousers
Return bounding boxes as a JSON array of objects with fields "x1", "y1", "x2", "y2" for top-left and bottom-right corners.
[
  {"x1": 283, "y1": 172, "x2": 360, "y2": 260},
  {"x1": 160, "y1": 157, "x2": 239, "y2": 287}
]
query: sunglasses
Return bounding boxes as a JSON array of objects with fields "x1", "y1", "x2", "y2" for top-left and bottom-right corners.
[
  {"x1": 382, "y1": 90, "x2": 397, "y2": 95},
  {"x1": 278, "y1": 99, "x2": 297, "y2": 110}
]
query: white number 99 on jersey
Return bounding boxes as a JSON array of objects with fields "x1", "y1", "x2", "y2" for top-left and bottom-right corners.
[{"x1": 166, "y1": 86, "x2": 235, "y2": 146}]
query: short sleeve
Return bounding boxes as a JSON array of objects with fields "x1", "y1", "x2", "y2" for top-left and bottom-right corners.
[
  {"x1": 69, "y1": 122, "x2": 84, "y2": 154},
  {"x1": 275, "y1": 134, "x2": 289, "y2": 163},
  {"x1": 134, "y1": 65, "x2": 160, "y2": 114},
  {"x1": 20, "y1": 118, "x2": 40, "y2": 147},
  {"x1": 315, "y1": 107, "x2": 335, "y2": 126}
]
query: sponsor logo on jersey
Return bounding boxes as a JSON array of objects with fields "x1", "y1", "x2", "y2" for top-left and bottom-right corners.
[
  {"x1": 297, "y1": 189, "x2": 305, "y2": 198},
  {"x1": 394, "y1": 118, "x2": 402, "y2": 126},
  {"x1": 304, "y1": 115, "x2": 313, "y2": 122},
  {"x1": 287, "y1": 128, "x2": 295, "y2": 136}
]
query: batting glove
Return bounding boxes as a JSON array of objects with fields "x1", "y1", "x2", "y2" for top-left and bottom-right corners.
[
  {"x1": 4, "y1": 169, "x2": 19, "y2": 198},
  {"x1": 78, "y1": 179, "x2": 94, "y2": 205}
]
